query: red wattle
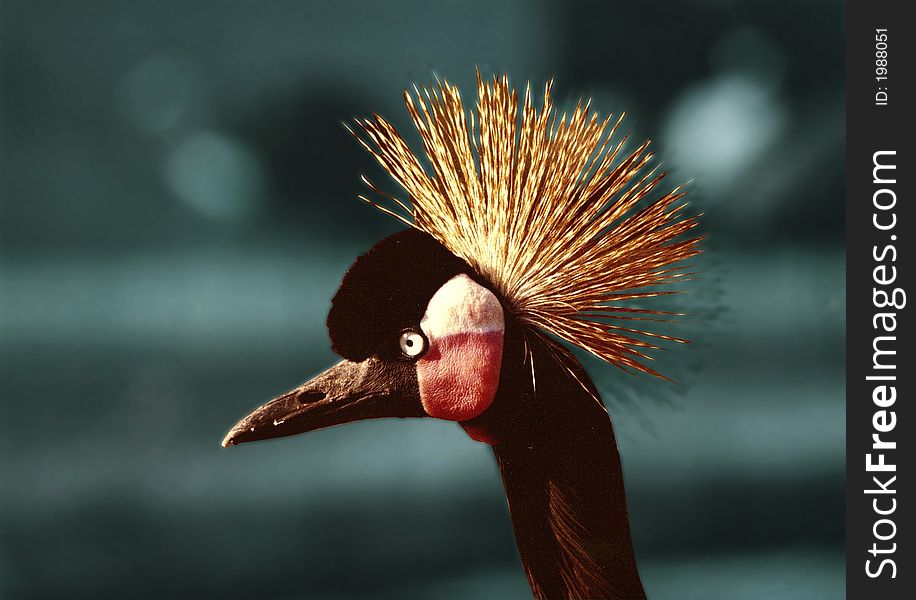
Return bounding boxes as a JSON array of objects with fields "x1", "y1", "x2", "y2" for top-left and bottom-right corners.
[
  {"x1": 460, "y1": 422, "x2": 498, "y2": 445},
  {"x1": 417, "y1": 330, "x2": 503, "y2": 422}
]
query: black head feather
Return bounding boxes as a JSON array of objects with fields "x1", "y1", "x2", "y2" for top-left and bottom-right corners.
[{"x1": 327, "y1": 228, "x2": 470, "y2": 361}]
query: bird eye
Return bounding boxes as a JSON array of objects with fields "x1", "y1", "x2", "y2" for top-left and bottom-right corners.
[{"x1": 399, "y1": 329, "x2": 428, "y2": 358}]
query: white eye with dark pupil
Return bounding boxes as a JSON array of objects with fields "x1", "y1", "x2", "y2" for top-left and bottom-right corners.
[{"x1": 399, "y1": 330, "x2": 427, "y2": 358}]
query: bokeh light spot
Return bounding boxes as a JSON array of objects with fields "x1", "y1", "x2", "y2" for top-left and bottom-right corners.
[
  {"x1": 663, "y1": 74, "x2": 786, "y2": 194},
  {"x1": 164, "y1": 131, "x2": 266, "y2": 223},
  {"x1": 116, "y1": 56, "x2": 197, "y2": 135}
]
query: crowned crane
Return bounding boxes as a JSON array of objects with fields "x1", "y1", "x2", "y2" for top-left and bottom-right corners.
[{"x1": 222, "y1": 74, "x2": 702, "y2": 600}]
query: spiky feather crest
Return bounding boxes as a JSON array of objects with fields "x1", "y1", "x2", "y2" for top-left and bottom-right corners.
[{"x1": 350, "y1": 73, "x2": 702, "y2": 379}]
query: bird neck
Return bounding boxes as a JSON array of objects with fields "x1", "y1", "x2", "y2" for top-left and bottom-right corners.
[{"x1": 463, "y1": 327, "x2": 646, "y2": 599}]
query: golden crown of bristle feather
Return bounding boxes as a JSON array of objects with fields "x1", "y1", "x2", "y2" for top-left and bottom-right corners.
[{"x1": 349, "y1": 73, "x2": 702, "y2": 379}]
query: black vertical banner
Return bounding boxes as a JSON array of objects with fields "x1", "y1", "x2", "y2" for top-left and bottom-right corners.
[{"x1": 847, "y1": 1, "x2": 913, "y2": 598}]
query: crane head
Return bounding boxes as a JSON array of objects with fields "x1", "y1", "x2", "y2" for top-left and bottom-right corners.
[
  {"x1": 222, "y1": 229, "x2": 507, "y2": 447},
  {"x1": 222, "y1": 73, "x2": 702, "y2": 448}
]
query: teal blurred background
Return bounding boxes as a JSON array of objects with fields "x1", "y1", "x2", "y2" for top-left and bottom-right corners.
[{"x1": 1, "y1": 1, "x2": 844, "y2": 598}]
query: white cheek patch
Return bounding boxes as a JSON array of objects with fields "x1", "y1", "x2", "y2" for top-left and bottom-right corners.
[
  {"x1": 417, "y1": 274, "x2": 504, "y2": 421},
  {"x1": 420, "y1": 274, "x2": 504, "y2": 337}
]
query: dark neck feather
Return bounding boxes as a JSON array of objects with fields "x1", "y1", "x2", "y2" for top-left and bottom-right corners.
[{"x1": 465, "y1": 326, "x2": 646, "y2": 599}]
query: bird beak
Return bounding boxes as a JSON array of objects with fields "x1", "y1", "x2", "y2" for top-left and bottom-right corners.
[{"x1": 221, "y1": 358, "x2": 423, "y2": 447}]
